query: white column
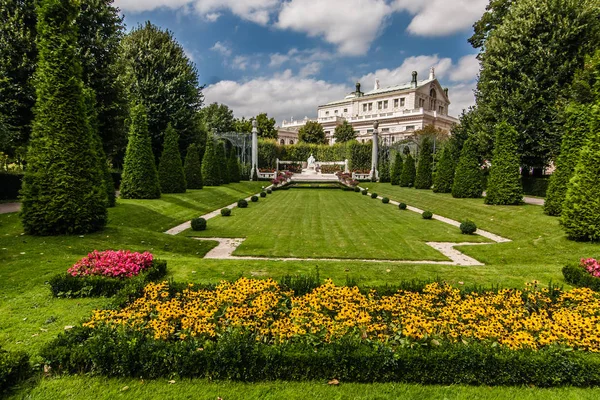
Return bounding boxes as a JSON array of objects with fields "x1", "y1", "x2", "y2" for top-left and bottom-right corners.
[
  {"x1": 371, "y1": 121, "x2": 379, "y2": 181},
  {"x1": 251, "y1": 120, "x2": 258, "y2": 180}
]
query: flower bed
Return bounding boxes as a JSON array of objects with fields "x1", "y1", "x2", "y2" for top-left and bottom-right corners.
[
  {"x1": 320, "y1": 164, "x2": 342, "y2": 174},
  {"x1": 49, "y1": 250, "x2": 167, "y2": 298},
  {"x1": 563, "y1": 258, "x2": 600, "y2": 291},
  {"x1": 279, "y1": 163, "x2": 302, "y2": 173},
  {"x1": 42, "y1": 278, "x2": 600, "y2": 385}
]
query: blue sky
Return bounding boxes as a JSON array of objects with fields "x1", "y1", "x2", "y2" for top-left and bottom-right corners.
[{"x1": 115, "y1": 0, "x2": 487, "y2": 124}]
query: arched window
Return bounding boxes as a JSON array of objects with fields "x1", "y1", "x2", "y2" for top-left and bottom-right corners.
[
  {"x1": 429, "y1": 88, "x2": 437, "y2": 110},
  {"x1": 289, "y1": 140, "x2": 294, "y2": 145},
  {"x1": 280, "y1": 139, "x2": 285, "y2": 145}
]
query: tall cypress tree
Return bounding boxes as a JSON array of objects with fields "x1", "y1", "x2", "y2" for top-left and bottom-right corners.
[
  {"x1": 378, "y1": 155, "x2": 391, "y2": 183},
  {"x1": 452, "y1": 137, "x2": 483, "y2": 198},
  {"x1": 390, "y1": 152, "x2": 403, "y2": 185},
  {"x1": 120, "y1": 103, "x2": 161, "y2": 199},
  {"x1": 227, "y1": 150, "x2": 240, "y2": 183},
  {"x1": 201, "y1": 135, "x2": 220, "y2": 186},
  {"x1": 414, "y1": 137, "x2": 433, "y2": 189},
  {"x1": 158, "y1": 123, "x2": 186, "y2": 193},
  {"x1": 485, "y1": 122, "x2": 523, "y2": 205},
  {"x1": 399, "y1": 153, "x2": 416, "y2": 187},
  {"x1": 184, "y1": 143, "x2": 203, "y2": 189},
  {"x1": 20, "y1": 0, "x2": 107, "y2": 235},
  {"x1": 433, "y1": 142, "x2": 455, "y2": 193},
  {"x1": 215, "y1": 141, "x2": 229, "y2": 184}
]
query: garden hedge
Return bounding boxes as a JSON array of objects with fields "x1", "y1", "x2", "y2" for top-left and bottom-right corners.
[
  {"x1": 0, "y1": 347, "x2": 30, "y2": 393},
  {"x1": 41, "y1": 328, "x2": 600, "y2": 387},
  {"x1": 563, "y1": 264, "x2": 600, "y2": 291},
  {"x1": 48, "y1": 260, "x2": 167, "y2": 298},
  {"x1": 201, "y1": 136, "x2": 220, "y2": 186}
]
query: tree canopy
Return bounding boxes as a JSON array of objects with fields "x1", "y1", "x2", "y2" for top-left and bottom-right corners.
[
  {"x1": 333, "y1": 120, "x2": 356, "y2": 143},
  {"x1": 298, "y1": 121, "x2": 326, "y2": 144},
  {"x1": 200, "y1": 103, "x2": 235, "y2": 135}
]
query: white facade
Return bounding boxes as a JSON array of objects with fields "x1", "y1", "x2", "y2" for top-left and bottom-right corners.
[{"x1": 278, "y1": 68, "x2": 459, "y2": 145}]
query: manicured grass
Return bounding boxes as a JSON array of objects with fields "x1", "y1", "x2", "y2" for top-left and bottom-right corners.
[
  {"x1": 9, "y1": 376, "x2": 600, "y2": 400},
  {"x1": 188, "y1": 189, "x2": 488, "y2": 260}
]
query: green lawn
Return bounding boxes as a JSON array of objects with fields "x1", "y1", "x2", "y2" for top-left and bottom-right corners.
[{"x1": 188, "y1": 189, "x2": 488, "y2": 260}]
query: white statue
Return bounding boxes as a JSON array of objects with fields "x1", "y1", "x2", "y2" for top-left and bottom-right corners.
[{"x1": 307, "y1": 153, "x2": 316, "y2": 168}]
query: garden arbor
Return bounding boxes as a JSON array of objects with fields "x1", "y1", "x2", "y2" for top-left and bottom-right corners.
[{"x1": 212, "y1": 119, "x2": 256, "y2": 177}]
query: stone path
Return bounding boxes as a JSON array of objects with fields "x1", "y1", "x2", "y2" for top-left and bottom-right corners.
[
  {"x1": 0, "y1": 202, "x2": 20, "y2": 214},
  {"x1": 522, "y1": 196, "x2": 545, "y2": 206},
  {"x1": 194, "y1": 237, "x2": 487, "y2": 266}
]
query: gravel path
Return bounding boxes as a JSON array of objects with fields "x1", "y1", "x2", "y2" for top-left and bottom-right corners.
[{"x1": 0, "y1": 202, "x2": 20, "y2": 214}]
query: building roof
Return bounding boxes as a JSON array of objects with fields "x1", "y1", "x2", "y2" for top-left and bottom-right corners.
[{"x1": 322, "y1": 78, "x2": 436, "y2": 107}]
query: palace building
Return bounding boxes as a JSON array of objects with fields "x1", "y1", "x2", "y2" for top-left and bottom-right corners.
[{"x1": 277, "y1": 68, "x2": 459, "y2": 145}]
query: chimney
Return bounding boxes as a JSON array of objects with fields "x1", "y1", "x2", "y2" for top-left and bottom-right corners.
[
  {"x1": 411, "y1": 71, "x2": 418, "y2": 88},
  {"x1": 444, "y1": 88, "x2": 449, "y2": 97},
  {"x1": 429, "y1": 67, "x2": 435, "y2": 80},
  {"x1": 355, "y1": 82, "x2": 362, "y2": 96}
]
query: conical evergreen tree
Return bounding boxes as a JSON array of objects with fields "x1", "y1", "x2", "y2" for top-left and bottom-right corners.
[
  {"x1": 20, "y1": 0, "x2": 107, "y2": 235},
  {"x1": 485, "y1": 122, "x2": 523, "y2": 205},
  {"x1": 184, "y1": 143, "x2": 203, "y2": 189},
  {"x1": 215, "y1": 141, "x2": 229, "y2": 184},
  {"x1": 452, "y1": 137, "x2": 483, "y2": 198},
  {"x1": 399, "y1": 153, "x2": 416, "y2": 187},
  {"x1": 414, "y1": 137, "x2": 433, "y2": 189},
  {"x1": 201, "y1": 135, "x2": 220, "y2": 186},
  {"x1": 158, "y1": 123, "x2": 186, "y2": 193},
  {"x1": 120, "y1": 104, "x2": 161, "y2": 199},
  {"x1": 82, "y1": 87, "x2": 115, "y2": 207},
  {"x1": 227, "y1": 150, "x2": 240, "y2": 183},
  {"x1": 378, "y1": 156, "x2": 390, "y2": 183},
  {"x1": 433, "y1": 142, "x2": 455, "y2": 193},
  {"x1": 390, "y1": 152, "x2": 403, "y2": 185},
  {"x1": 561, "y1": 108, "x2": 600, "y2": 241}
]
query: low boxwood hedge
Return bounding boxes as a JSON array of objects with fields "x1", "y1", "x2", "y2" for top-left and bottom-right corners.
[
  {"x1": 382, "y1": 197, "x2": 390, "y2": 204},
  {"x1": 191, "y1": 217, "x2": 207, "y2": 231},
  {"x1": 251, "y1": 195, "x2": 259, "y2": 202},
  {"x1": 221, "y1": 208, "x2": 231, "y2": 217},
  {"x1": 563, "y1": 264, "x2": 600, "y2": 291},
  {"x1": 40, "y1": 327, "x2": 600, "y2": 387},
  {"x1": 361, "y1": 189, "x2": 368, "y2": 195},
  {"x1": 422, "y1": 211, "x2": 433, "y2": 219},
  {"x1": 370, "y1": 193, "x2": 378, "y2": 199},
  {"x1": 48, "y1": 260, "x2": 167, "y2": 298},
  {"x1": 0, "y1": 347, "x2": 30, "y2": 393},
  {"x1": 398, "y1": 203, "x2": 407, "y2": 210},
  {"x1": 238, "y1": 199, "x2": 248, "y2": 208},
  {"x1": 260, "y1": 192, "x2": 267, "y2": 198}
]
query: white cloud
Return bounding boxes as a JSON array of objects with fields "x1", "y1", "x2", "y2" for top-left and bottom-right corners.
[
  {"x1": 276, "y1": 0, "x2": 392, "y2": 56},
  {"x1": 210, "y1": 41, "x2": 232, "y2": 57},
  {"x1": 204, "y1": 12, "x2": 221, "y2": 22},
  {"x1": 114, "y1": 0, "x2": 191, "y2": 13},
  {"x1": 392, "y1": 0, "x2": 488, "y2": 36},
  {"x1": 445, "y1": 82, "x2": 476, "y2": 116},
  {"x1": 449, "y1": 54, "x2": 480, "y2": 82},
  {"x1": 299, "y1": 62, "x2": 322, "y2": 77},
  {"x1": 269, "y1": 53, "x2": 290, "y2": 68}
]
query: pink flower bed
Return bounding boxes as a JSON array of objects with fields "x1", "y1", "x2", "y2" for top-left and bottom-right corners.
[
  {"x1": 581, "y1": 258, "x2": 600, "y2": 278},
  {"x1": 68, "y1": 250, "x2": 154, "y2": 278}
]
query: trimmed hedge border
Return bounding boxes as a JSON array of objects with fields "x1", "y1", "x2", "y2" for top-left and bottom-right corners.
[
  {"x1": 0, "y1": 348, "x2": 30, "y2": 393},
  {"x1": 48, "y1": 260, "x2": 167, "y2": 298},
  {"x1": 40, "y1": 327, "x2": 600, "y2": 387},
  {"x1": 563, "y1": 264, "x2": 600, "y2": 291}
]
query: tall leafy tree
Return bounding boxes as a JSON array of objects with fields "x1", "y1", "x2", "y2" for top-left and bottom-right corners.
[
  {"x1": 234, "y1": 116, "x2": 253, "y2": 134},
  {"x1": 200, "y1": 103, "x2": 235, "y2": 135},
  {"x1": 120, "y1": 22, "x2": 203, "y2": 160},
  {"x1": 158, "y1": 123, "x2": 186, "y2": 193},
  {"x1": 298, "y1": 121, "x2": 326, "y2": 144},
  {"x1": 390, "y1": 152, "x2": 403, "y2": 185},
  {"x1": 255, "y1": 113, "x2": 278, "y2": 139},
  {"x1": 414, "y1": 137, "x2": 434, "y2": 189},
  {"x1": 475, "y1": 0, "x2": 600, "y2": 168},
  {"x1": 201, "y1": 135, "x2": 220, "y2": 186},
  {"x1": 120, "y1": 104, "x2": 160, "y2": 199},
  {"x1": 184, "y1": 143, "x2": 203, "y2": 189},
  {"x1": 399, "y1": 153, "x2": 416, "y2": 187},
  {"x1": 433, "y1": 142, "x2": 455, "y2": 193},
  {"x1": 452, "y1": 137, "x2": 483, "y2": 198},
  {"x1": 468, "y1": 0, "x2": 515, "y2": 49},
  {"x1": 20, "y1": 0, "x2": 107, "y2": 235},
  {"x1": 485, "y1": 122, "x2": 523, "y2": 205},
  {"x1": 333, "y1": 120, "x2": 356, "y2": 143}
]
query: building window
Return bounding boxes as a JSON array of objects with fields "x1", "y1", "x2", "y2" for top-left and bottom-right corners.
[
  {"x1": 325, "y1": 111, "x2": 329, "y2": 116},
  {"x1": 289, "y1": 140, "x2": 294, "y2": 145},
  {"x1": 384, "y1": 100, "x2": 388, "y2": 109},
  {"x1": 391, "y1": 137, "x2": 395, "y2": 143},
  {"x1": 280, "y1": 139, "x2": 285, "y2": 145},
  {"x1": 394, "y1": 99, "x2": 399, "y2": 108},
  {"x1": 367, "y1": 129, "x2": 374, "y2": 134},
  {"x1": 343, "y1": 108, "x2": 348, "y2": 113},
  {"x1": 377, "y1": 101, "x2": 382, "y2": 110},
  {"x1": 439, "y1": 106, "x2": 444, "y2": 114},
  {"x1": 418, "y1": 99, "x2": 425, "y2": 108},
  {"x1": 400, "y1": 98, "x2": 405, "y2": 107},
  {"x1": 406, "y1": 125, "x2": 415, "y2": 131},
  {"x1": 334, "y1": 110, "x2": 338, "y2": 114},
  {"x1": 381, "y1": 128, "x2": 390, "y2": 133},
  {"x1": 362, "y1": 104, "x2": 367, "y2": 112},
  {"x1": 368, "y1": 103, "x2": 373, "y2": 111}
]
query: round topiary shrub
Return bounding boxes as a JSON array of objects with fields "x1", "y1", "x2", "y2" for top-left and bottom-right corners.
[
  {"x1": 251, "y1": 195, "x2": 258, "y2": 202},
  {"x1": 422, "y1": 211, "x2": 433, "y2": 220},
  {"x1": 266, "y1": 188, "x2": 272, "y2": 194},
  {"x1": 371, "y1": 193, "x2": 378, "y2": 199},
  {"x1": 191, "y1": 217, "x2": 207, "y2": 231},
  {"x1": 382, "y1": 197, "x2": 390, "y2": 204},
  {"x1": 398, "y1": 203, "x2": 407, "y2": 210},
  {"x1": 362, "y1": 189, "x2": 368, "y2": 195},
  {"x1": 460, "y1": 219, "x2": 477, "y2": 234},
  {"x1": 354, "y1": 187, "x2": 361, "y2": 193},
  {"x1": 220, "y1": 208, "x2": 231, "y2": 217},
  {"x1": 260, "y1": 191, "x2": 267, "y2": 198},
  {"x1": 238, "y1": 199, "x2": 248, "y2": 208}
]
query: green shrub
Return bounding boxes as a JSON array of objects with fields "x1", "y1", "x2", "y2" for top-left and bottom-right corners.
[
  {"x1": 382, "y1": 197, "x2": 390, "y2": 204},
  {"x1": 48, "y1": 260, "x2": 167, "y2": 298},
  {"x1": 191, "y1": 217, "x2": 207, "y2": 231},
  {"x1": 201, "y1": 136, "x2": 220, "y2": 186},
  {"x1": 415, "y1": 137, "x2": 433, "y2": 189},
  {"x1": 433, "y1": 142, "x2": 455, "y2": 193},
  {"x1": 215, "y1": 141, "x2": 229, "y2": 184},
  {"x1": 422, "y1": 211, "x2": 433, "y2": 219},
  {"x1": 221, "y1": 208, "x2": 231, "y2": 217},
  {"x1": 158, "y1": 124, "x2": 187, "y2": 193},
  {"x1": 522, "y1": 177, "x2": 550, "y2": 197},
  {"x1": 266, "y1": 188, "x2": 272, "y2": 194},
  {"x1": 399, "y1": 153, "x2": 416, "y2": 187},
  {"x1": 354, "y1": 186, "x2": 361, "y2": 193},
  {"x1": 563, "y1": 264, "x2": 600, "y2": 291},
  {"x1": 0, "y1": 172, "x2": 23, "y2": 200},
  {"x1": 460, "y1": 220, "x2": 477, "y2": 235},
  {"x1": 228, "y1": 152, "x2": 241, "y2": 183},
  {"x1": 391, "y1": 152, "x2": 403, "y2": 185},
  {"x1": 184, "y1": 143, "x2": 203, "y2": 189},
  {"x1": 120, "y1": 104, "x2": 161, "y2": 199},
  {"x1": 238, "y1": 199, "x2": 248, "y2": 208},
  {"x1": 378, "y1": 157, "x2": 391, "y2": 183},
  {"x1": 361, "y1": 189, "x2": 368, "y2": 195},
  {"x1": 251, "y1": 195, "x2": 258, "y2": 202},
  {"x1": 452, "y1": 137, "x2": 483, "y2": 198},
  {"x1": 399, "y1": 203, "x2": 407, "y2": 210},
  {"x1": 485, "y1": 122, "x2": 523, "y2": 205},
  {"x1": 371, "y1": 193, "x2": 378, "y2": 199},
  {"x1": 20, "y1": 0, "x2": 108, "y2": 235},
  {"x1": 260, "y1": 191, "x2": 267, "y2": 198},
  {"x1": 0, "y1": 347, "x2": 30, "y2": 393},
  {"x1": 560, "y1": 125, "x2": 600, "y2": 241}
]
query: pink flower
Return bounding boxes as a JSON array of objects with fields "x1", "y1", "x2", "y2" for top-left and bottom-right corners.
[
  {"x1": 68, "y1": 250, "x2": 153, "y2": 279},
  {"x1": 581, "y1": 258, "x2": 600, "y2": 278}
]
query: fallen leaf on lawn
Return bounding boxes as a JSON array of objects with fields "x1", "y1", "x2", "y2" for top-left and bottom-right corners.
[
  {"x1": 328, "y1": 379, "x2": 339, "y2": 386},
  {"x1": 64, "y1": 325, "x2": 74, "y2": 330},
  {"x1": 120, "y1": 386, "x2": 129, "y2": 392},
  {"x1": 168, "y1": 380, "x2": 176, "y2": 384},
  {"x1": 31, "y1": 333, "x2": 38, "y2": 337},
  {"x1": 40, "y1": 328, "x2": 48, "y2": 332}
]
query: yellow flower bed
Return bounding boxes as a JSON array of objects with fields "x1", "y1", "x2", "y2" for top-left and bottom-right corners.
[{"x1": 84, "y1": 278, "x2": 600, "y2": 351}]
